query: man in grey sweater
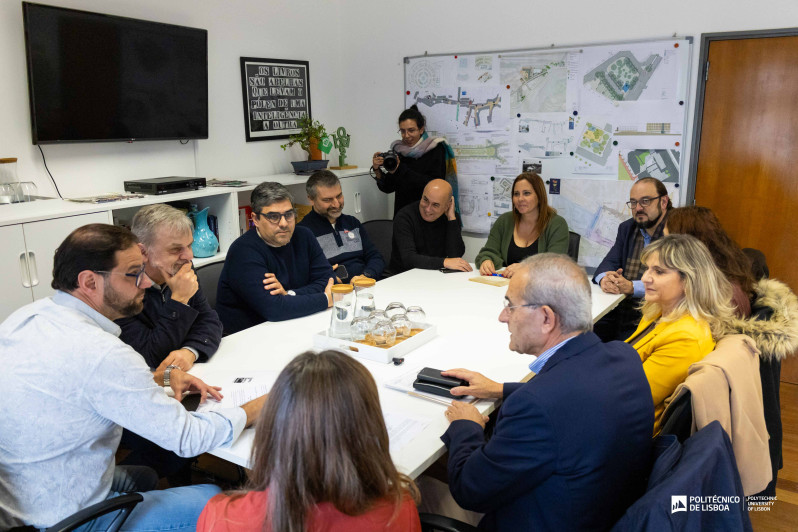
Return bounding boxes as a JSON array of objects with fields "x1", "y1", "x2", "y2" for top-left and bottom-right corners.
[{"x1": 0, "y1": 224, "x2": 265, "y2": 531}]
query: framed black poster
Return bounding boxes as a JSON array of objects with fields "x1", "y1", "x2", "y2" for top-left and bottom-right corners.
[{"x1": 240, "y1": 57, "x2": 311, "y2": 142}]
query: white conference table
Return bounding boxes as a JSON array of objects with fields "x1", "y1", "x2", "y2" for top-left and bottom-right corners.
[{"x1": 191, "y1": 268, "x2": 624, "y2": 479}]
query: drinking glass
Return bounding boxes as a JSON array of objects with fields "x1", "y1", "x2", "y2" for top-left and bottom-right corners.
[
  {"x1": 12, "y1": 181, "x2": 38, "y2": 203},
  {"x1": 371, "y1": 319, "x2": 397, "y2": 347},
  {"x1": 406, "y1": 306, "x2": 427, "y2": 327},
  {"x1": 390, "y1": 313, "x2": 412, "y2": 338},
  {"x1": 385, "y1": 302, "x2": 406, "y2": 318},
  {"x1": 0, "y1": 184, "x2": 14, "y2": 204},
  {"x1": 350, "y1": 317, "x2": 371, "y2": 342}
]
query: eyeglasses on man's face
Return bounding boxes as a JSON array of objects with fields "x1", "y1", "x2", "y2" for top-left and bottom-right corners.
[
  {"x1": 256, "y1": 209, "x2": 297, "y2": 224},
  {"x1": 626, "y1": 195, "x2": 664, "y2": 209},
  {"x1": 502, "y1": 298, "x2": 540, "y2": 314},
  {"x1": 93, "y1": 264, "x2": 149, "y2": 287}
]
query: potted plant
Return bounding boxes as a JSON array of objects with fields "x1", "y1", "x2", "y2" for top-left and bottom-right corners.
[{"x1": 281, "y1": 115, "x2": 330, "y2": 174}]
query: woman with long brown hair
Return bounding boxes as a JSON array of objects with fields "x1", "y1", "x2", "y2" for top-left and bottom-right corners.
[
  {"x1": 664, "y1": 205, "x2": 755, "y2": 317},
  {"x1": 197, "y1": 350, "x2": 420, "y2": 532},
  {"x1": 476, "y1": 172, "x2": 569, "y2": 278}
]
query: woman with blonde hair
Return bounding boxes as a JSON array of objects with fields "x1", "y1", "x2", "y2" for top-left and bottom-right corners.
[
  {"x1": 476, "y1": 172, "x2": 569, "y2": 278},
  {"x1": 626, "y1": 234, "x2": 735, "y2": 433},
  {"x1": 197, "y1": 350, "x2": 421, "y2": 532}
]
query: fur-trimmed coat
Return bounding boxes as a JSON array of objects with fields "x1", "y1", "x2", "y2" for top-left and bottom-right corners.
[
  {"x1": 717, "y1": 277, "x2": 798, "y2": 496},
  {"x1": 718, "y1": 278, "x2": 798, "y2": 360}
]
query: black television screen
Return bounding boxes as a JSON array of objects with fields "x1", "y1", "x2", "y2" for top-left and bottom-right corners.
[{"x1": 22, "y1": 2, "x2": 208, "y2": 144}]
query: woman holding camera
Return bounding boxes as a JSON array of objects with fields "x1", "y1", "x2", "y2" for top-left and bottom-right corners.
[
  {"x1": 372, "y1": 105, "x2": 447, "y2": 217},
  {"x1": 475, "y1": 172, "x2": 569, "y2": 278},
  {"x1": 197, "y1": 350, "x2": 421, "y2": 532}
]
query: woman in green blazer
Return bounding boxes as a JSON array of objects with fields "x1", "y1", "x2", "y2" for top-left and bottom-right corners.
[{"x1": 476, "y1": 172, "x2": 569, "y2": 277}]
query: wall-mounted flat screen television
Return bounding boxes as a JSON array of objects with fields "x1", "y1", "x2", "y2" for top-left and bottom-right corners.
[{"x1": 22, "y1": 2, "x2": 208, "y2": 144}]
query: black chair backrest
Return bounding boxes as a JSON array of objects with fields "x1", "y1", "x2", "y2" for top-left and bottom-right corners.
[
  {"x1": 659, "y1": 389, "x2": 693, "y2": 443},
  {"x1": 46, "y1": 493, "x2": 143, "y2": 532},
  {"x1": 568, "y1": 231, "x2": 581, "y2": 262},
  {"x1": 362, "y1": 219, "x2": 393, "y2": 268},
  {"x1": 195, "y1": 259, "x2": 225, "y2": 310}
]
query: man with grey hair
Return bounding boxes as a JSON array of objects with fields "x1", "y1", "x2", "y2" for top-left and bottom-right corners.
[
  {"x1": 216, "y1": 182, "x2": 334, "y2": 335},
  {"x1": 435, "y1": 253, "x2": 653, "y2": 530},
  {"x1": 297, "y1": 170, "x2": 384, "y2": 282},
  {"x1": 117, "y1": 203, "x2": 222, "y2": 372},
  {"x1": 116, "y1": 203, "x2": 224, "y2": 481}
]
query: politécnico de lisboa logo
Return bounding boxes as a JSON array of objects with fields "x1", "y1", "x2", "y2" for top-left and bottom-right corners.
[{"x1": 671, "y1": 496, "x2": 687, "y2": 513}]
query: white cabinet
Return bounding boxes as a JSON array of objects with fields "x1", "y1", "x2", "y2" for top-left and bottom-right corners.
[
  {"x1": 0, "y1": 211, "x2": 110, "y2": 321},
  {"x1": 0, "y1": 225, "x2": 37, "y2": 319},
  {"x1": 0, "y1": 169, "x2": 387, "y2": 321},
  {"x1": 339, "y1": 172, "x2": 391, "y2": 222}
]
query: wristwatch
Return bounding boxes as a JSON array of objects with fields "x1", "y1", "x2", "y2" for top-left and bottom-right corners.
[{"x1": 163, "y1": 365, "x2": 181, "y2": 387}]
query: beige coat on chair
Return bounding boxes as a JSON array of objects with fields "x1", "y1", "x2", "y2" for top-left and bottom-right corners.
[{"x1": 663, "y1": 334, "x2": 771, "y2": 496}]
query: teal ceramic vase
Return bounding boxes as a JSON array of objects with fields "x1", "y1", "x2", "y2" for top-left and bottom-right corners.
[{"x1": 189, "y1": 206, "x2": 218, "y2": 258}]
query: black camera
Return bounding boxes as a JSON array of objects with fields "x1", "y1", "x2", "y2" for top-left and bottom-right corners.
[{"x1": 379, "y1": 151, "x2": 399, "y2": 172}]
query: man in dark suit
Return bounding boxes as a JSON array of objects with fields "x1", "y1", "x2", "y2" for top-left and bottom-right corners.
[
  {"x1": 592, "y1": 177, "x2": 671, "y2": 341},
  {"x1": 440, "y1": 253, "x2": 654, "y2": 531}
]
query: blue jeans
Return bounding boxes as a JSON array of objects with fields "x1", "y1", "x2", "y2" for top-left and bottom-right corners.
[{"x1": 76, "y1": 466, "x2": 220, "y2": 531}]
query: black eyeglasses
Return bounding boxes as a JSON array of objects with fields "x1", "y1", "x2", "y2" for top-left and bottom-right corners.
[
  {"x1": 398, "y1": 127, "x2": 419, "y2": 136},
  {"x1": 626, "y1": 195, "x2": 664, "y2": 209},
  {"x1": 93, "y1": 264, "x2": 148, "y2": 287},
  {"x1": 502, "y1": 299, "x2": 540, "y2": 313},
  {"x1": 255, "y1": 209, "x2": 297, "y2": 224}
]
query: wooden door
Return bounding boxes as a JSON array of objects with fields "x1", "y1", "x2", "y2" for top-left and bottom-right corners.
[{"x1": 693, "y1": 32, "x2": 798, "y2": 382}]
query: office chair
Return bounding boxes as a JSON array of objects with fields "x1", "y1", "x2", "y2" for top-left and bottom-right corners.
[
  {"x1": 3, "y1": 493, "x2": 146, "y2": 532},
  {"x1": 567, "y1": 231, "x2": 581, "y2": 262},
  {"x1": 195, "y1": 259, "x2": 225, "y2": 310},
  {"x1": 361, "y1": 219, "x2": 393, "y2": 275},
  {"x1": 420, "y1": 513, "x2": 480, "y2": 532}
]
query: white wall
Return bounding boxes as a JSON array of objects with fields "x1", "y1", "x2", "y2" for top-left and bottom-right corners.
[
  {"x1": 0, "y1": 0, "x2": 345, "y2": 198},
  {"x1": 336, "y1": 0, "x2": 797, "y2": 261},
  {"x1": 1, "y1": 0, "x2": 795, "y2": 248}
]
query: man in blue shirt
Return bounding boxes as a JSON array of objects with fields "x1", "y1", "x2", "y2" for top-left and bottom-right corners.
[
  {"x1": 592, "y1": 177, "x2": 671, "y2": 341},
  {"x1": 216, "y1": 182, "x2": 334, "y2": 335},
  {"x1": 297, "y1": 170, "x2": 384, "y2": 282},
  {"x1": 0, "y1": 224, "x2": 265, "y2": 530},
  {"x1": 437, "y1": 254, "x2": 654, "y2": 531}
]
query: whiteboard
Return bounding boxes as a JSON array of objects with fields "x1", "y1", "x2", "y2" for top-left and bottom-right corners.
[{"x1": 404, "y1": 38, "x2": 692, "y2": 268}]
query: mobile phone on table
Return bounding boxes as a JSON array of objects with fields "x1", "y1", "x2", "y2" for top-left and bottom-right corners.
[
  {"x1": 334, "y1": 264, "x2": 348, "y2": 280},
  {"x1": 439, "y1": 267, "x2": 461, "y2": 274}
]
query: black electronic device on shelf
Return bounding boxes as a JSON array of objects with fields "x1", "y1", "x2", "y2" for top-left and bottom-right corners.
[{"x1": 124, "y1": 176, "x2": 206, "y2": 195}]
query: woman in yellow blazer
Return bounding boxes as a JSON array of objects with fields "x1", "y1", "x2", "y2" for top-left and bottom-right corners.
[{"x1": 626, "y1": 234, "x2": 735, "y2": 433}]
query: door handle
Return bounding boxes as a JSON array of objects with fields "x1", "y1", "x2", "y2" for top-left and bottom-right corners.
[
  {"x1": 28, "y1": 251, "x2": 39, "y2": 287},
  {"x1": 355, "y1": 192, "x2": 362, "y2": 213},
  {"x1": 19, "y1": 252, "x2": 32, "y2": 288}
]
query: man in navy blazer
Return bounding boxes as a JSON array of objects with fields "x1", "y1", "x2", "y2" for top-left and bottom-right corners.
[
  {"x1": 592, "y1": 177, "x2": 671, "y2": 341},
  {"x1": 441, "y1": 253, "x2": 654, "y2": 531}
]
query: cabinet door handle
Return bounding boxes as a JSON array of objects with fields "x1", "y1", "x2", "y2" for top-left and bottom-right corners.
[
  {"x1": 355, "y1": 192, "x2": 362, "y2": 213},
  {"x1": 27, "y1": 251, "x2": 39, "y2": 287},
  {"x1": 19, "y1": 252, "x2": 32, "y2": 288}
]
